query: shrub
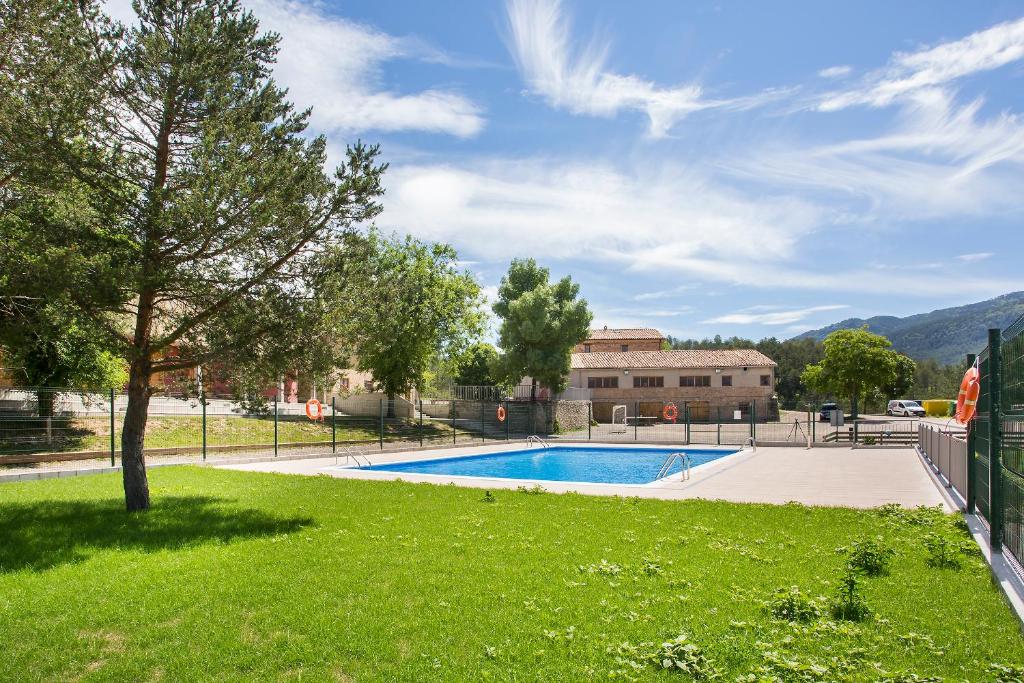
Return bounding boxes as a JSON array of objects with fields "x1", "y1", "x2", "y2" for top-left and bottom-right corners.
[
  {"x1": 480, "y1": 490, "x2": 497, "y2": 504},
  {"x1": 766, "y1": 586, "x2": 821, "y2": 623},
  {"x1": 831, "y1": 568, "x2": 871, "y2": 621},
  {"x1": 923, "y1": 532, "x2": 968, "y2": 569},
  {"x1": 838, "y1": 536, "x2": 894, "y2": 576}
]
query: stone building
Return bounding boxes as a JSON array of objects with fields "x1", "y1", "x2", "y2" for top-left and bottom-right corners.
[{"x1": 568, "y1": 329, "x2": 776, "y2": 422}]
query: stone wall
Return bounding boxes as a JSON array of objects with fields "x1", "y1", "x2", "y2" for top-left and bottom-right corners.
[{"x1": 551, "y1": 400, "x2": 590, "y2": 434}]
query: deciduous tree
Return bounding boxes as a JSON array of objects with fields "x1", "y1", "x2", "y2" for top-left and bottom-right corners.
[
  {"x1": 340, "y1": 232, "x2": 483, "y2": 415},
  {"x1": 801, "y1": 328, "x2": 914, "y2": 419}
]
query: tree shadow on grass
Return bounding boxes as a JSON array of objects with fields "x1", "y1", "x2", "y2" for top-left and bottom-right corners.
[{"x1": 0, "y1": 496, "x2": 314, "y2": 573}]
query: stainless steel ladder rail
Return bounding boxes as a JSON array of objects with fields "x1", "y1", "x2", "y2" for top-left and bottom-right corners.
[
  {"x1": 656, "y1": 452, "x2": 692, "y2": 480},
  {"x1": 526, "y1": 435, "x2": 549, "y2": 448}
]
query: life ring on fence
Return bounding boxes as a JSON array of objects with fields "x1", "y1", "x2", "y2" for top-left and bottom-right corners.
[
  {"x1": 955, "y1": 366, "x2": 980, "y2": 424},
  {"x1": 305, "y1": 398, "x2": 324, "y2": 421},
  {"x1": 496, "y1": 405, "x2": 507, "y2": 422},
  {"x1": 662, "y1": 403, "x2": 679, "y2": 422}
]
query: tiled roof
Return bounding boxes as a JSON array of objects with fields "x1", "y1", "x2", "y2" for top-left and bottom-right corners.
[
  {"x1": 571, "y1": 349, "x2": 776, "y2": 370},
  {"x1": 586, "y1": 327, "x2": 664, "y2": 340}
]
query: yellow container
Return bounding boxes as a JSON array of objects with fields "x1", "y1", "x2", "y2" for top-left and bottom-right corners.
[{"x1": 921, "y1": 399, "x2": 954, "y2": 417}]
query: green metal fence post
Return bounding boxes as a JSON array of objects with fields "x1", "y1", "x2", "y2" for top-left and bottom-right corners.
[
  {"x1": 752, "y1": 401, "x2": 757, "y2": 442},
  {"x1": 685, "y1": 404, "x2": 691, "y2": 445},
  {"x1": 989, "y1": 328, "x2": 1004, "y2": 551},
  {"x1": 634, "y1": 401, "x2": 639, "y2": 441},
  {"x1": 811, "y1": 409, "x2": 816, "y2": 443},
  {"x1": 966, "y1": 353, "x2": 977, "y2": 513},
  {"x1": 419, "y1": 400, "x2": 424, "y2": 447},
  {"x1": 273, "y1": 392, "x2": 279, "y2": 457},
  {"x1": 379, "y1": 399, "x2": 384, "y2": 450},
  {"x1": 505, "y1": 401, "x2": 510, "y2": 441},
  {"x1": 717, "y1": 419, "x2": 721, "y2": 445},
  {"x1": 332, "y1": 396, "x2": 337, "y2": 454},
  {"x1": 588, "y1": 402, "x2": 592, "y2": 441},
  {"x1": 109, "y1": 388, "x2": 116, "y2": 466},
  {"x1": 201, "y1": 392, "x2": 207, "y2": 461},
  {"x1": 853, "y1": 419, "x2": 859, "y2": 445},
  {"x1": 452, "y1": 401, "x2": 457, "y2": 444},
  {"x1": 480, "y1": 400, "x2": 485, "y2": 443}
]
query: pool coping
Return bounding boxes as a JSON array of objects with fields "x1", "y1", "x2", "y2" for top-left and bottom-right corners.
[{"x1": 324, "y1": 442, "x2": 746, "y2": 488}]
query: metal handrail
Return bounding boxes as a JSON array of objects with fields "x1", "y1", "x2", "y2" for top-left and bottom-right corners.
[
  {"x1": 526, "y1": 435, "x2": 549, "y2": 448},
  {"x1": 657, "y1": 452, "x2": 692, "y2": 481},
  {"x1": 743, "y1": 437, "x2": 757, "y2": 452}
]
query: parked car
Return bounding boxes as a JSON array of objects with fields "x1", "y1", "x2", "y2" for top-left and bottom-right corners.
[
  {"x1": 819, "y1": 402, "x2": 841, "y2": 421},
  {"x1": 887, "y1": 399, "x2": 926, "y2": 417}
]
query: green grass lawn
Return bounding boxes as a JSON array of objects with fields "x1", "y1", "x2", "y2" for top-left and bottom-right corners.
[{"x1": 1, "y1": 468, "x2": 1023, "y2": 681}]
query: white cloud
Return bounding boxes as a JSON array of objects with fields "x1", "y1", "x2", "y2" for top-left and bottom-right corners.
[
  {"x1": 819, "y1": 17, "x2": 1024, "y2": 111},
  {"x1": 633, "y1": 285, "x2": 696, "y2": 301},
  {"x1": 957, "y1": 252, "x2": 994, "y2": 262},
  {"x1": 723, "y1": 88, "x2": 1024, "y2": 219},
  {"x1": 104, "y1": 0, "x2": 484, "y2": 137},
  {"x1": 818, "y1": 65, "x2": 852, "y2": 79},
  {"x1": 504, "y1": 0, "x2": 781, "y2": 136},
  {"x1": 703, "y1": 305, "x2": 848, "y2": 326},
  {"x1": 383, "y1": 159, "x2": 823, "y2": 266}
]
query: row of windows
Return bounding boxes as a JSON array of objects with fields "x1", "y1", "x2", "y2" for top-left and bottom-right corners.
[
  {"x1": 585, "y1": 374, "x2": 772, "y2": 388},
  {"x1": 582, "y1": 344, "x2": 630, "y2": 353},
  {"x1": 338, "y1": 378, "x2": 375, "y2": 391}
]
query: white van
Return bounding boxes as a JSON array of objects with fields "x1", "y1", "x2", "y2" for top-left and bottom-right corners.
[{"x1": 887, "y1": 400, "x2": 925, "y2": 417}]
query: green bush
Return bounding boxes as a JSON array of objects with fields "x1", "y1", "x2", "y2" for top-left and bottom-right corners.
[
  {"x1": 839, "y1": 536, "x2": 895, "y2": 576},
  {"x1": 766, "y1": 586, "x2": 822, "y2": 623}
]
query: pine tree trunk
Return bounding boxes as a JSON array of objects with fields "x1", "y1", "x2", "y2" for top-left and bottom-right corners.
[{"x1": 121, "y1": 358, "x2": 152, "y2": 511}]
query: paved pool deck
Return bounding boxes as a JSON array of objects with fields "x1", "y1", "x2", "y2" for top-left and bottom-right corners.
[{"x1": 218, "y1": 441, "x2": 953, "y2": 510}]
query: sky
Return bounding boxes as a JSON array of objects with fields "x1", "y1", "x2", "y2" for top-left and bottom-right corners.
[{"x1": 106, "y1": 0, "x2": 1024, "y2": 341}]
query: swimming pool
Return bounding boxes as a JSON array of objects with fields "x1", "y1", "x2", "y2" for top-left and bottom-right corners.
[{"x1": 357, "y1": 445, "x2": 738, "y2": 485}]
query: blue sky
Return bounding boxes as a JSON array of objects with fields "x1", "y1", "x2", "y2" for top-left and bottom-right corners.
[{"x1": 110, "y1": 0, "x2": 1024, "y2": 340}]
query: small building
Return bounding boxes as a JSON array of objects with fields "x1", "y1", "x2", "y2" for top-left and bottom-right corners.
[
  {"x1": 574, "y1": 326, "x2": 664, "y2": 354},
  {"x1": 569, "y1": 329, "x2": 776, "y2": 422}
]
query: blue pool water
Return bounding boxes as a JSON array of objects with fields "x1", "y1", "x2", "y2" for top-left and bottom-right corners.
[{"x1": 361, "y1": 446, "x2": 738, "y2": 485}]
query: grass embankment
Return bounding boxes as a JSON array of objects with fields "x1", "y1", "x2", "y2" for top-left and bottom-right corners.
[
  {"x1": 1, "y1": 468, "x2": 1022, "y2": 680},
  {"x1": 1, "y1": 415, "x2": 465, "y2": 456}
]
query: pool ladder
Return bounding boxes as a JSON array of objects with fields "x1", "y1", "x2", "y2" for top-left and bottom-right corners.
[
  {"x1": 526, "y1": 435, "x2": 549, "y2": 448},
  {"x1": 657, "y1": 452, "x2": 692, "y2": 481}
]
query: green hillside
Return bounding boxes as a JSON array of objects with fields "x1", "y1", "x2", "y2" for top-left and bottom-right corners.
[{"x1": 796, "y1": 292, "x2": 1024, "y2": 364}]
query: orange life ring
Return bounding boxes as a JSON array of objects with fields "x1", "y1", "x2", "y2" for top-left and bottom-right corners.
[
  {"x1": 305, "y1": 398, "x2": 323, "y2": 421},
  {"x1": 496, "y1": 405, "x2": 507, "y2": 422},
  {"x1": 955, "y1": 366, "x2": 980, "y2": 424},
  {"x1": 663, "y1": 403, "x2": 679, "y2": 422}
]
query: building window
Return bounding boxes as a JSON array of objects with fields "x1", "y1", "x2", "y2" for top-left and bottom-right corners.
[
  {"x1": 633, "y1": 376, "x2": 664, "y2": 388},
  {"x1": 721, "y1": 375, "x2": 732, "y2": 387},
  {"x1": 364, "y1": 380, "x2": 374, "y2": 391},
  {"x1": 621, "y1": 344, "x2": 629, "y2": 352},
  {"x1": 587, "y1": 376, "x2": 618, "y2": 389},
  {"x1": 760, "y1": 374, "x2": 771, "y2": 387},
  {"x1": 584, "y1": 344, "x2": 591, "y2": 353},
  {"x1": 680, "y1": 375, "x2": 711, "y2": 387},
  {"x1": 339, "y1": 377, "x2": 350, "y2": 390}
]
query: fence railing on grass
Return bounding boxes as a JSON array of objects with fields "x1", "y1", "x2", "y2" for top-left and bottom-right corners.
[{"x1": 918, "y1": 423, "x2": 968, "y2": 496}]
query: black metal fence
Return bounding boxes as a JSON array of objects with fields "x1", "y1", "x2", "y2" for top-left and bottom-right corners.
[
  {"x1": 2, "y1": 384, "x2": 929, "y2": 468},
  {"x1": 967, "y1": 314, "x2": 1024, "y2": 568}
]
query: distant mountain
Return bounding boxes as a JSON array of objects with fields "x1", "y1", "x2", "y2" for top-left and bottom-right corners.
[{"x1": 796, "y1": 292, "x2": 1024, "y2": 365}]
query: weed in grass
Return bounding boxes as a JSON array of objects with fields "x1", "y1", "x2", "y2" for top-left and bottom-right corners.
[
  {"x1": 610, "y1": 634, "x2": 721, "y2": 680},
  {"x1": 838, "y1": 536, "x2": 895, "y2": 576},
  {"x1": 923, "y1": 531, "x2": 969, "y2": 569},
  {"x1": 516, "y1": 484, "x2": 547, "y2": 495},
  {"x1": 480, "y1": 490, "x2": 497, "y2": 503},
  {"x1": 988, "y1": 662, "x2": 1024, "y2": 682},
  {"x1": 831, "y1": 568, "x2": 871, "y2": 622},
  {"x1": 766, "y1": 586, "x2": 823, "y2": 623}
]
